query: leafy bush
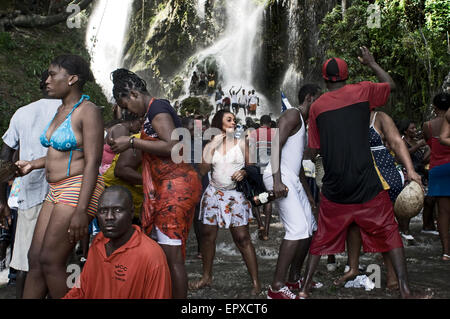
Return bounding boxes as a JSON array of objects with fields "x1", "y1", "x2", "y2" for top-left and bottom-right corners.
[
  {"x1": 319, "y1": 0, "x2": 449, "y2": 123},
  {"x1": 179, "y1": 96, "x2": 213, "y2": 116}
]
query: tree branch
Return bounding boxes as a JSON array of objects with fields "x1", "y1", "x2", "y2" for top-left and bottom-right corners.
[{"x1": 0, "y1": 0, "x2": 93, "y2": 29}]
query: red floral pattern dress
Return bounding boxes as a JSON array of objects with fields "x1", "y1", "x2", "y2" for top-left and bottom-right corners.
[{"x1": 140, "y1": 99, "x2": 202, "y2": 259}]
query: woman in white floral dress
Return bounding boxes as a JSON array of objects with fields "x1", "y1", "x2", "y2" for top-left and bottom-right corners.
[{"x1": 189, "y1": 110, "x2": 261, "y2": 295}]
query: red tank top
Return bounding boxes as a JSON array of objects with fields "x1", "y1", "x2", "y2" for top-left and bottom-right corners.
[{"x1": 427, "y1": 121, "x2": 450, "y2": 169}]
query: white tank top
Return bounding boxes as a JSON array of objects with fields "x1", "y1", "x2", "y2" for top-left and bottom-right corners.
[
  {"x1": 265, "y1": 109, "x2": 306, "y2": 177},
  {"x1": 210, "y1": 140, "x2": 245, "y2": 190}
]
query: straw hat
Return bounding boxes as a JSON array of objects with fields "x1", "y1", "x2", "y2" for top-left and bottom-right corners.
[{"x1": 394, "y1": 181, "x2": 424, "y2": 218}]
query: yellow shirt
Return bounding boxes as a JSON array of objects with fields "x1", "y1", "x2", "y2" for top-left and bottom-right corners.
[{"x1": 102, "y1": 133, "x2": 143, "y2": 217}]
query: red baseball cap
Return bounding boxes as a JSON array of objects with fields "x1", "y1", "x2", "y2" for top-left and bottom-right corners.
[{"x1": 322, "y1": 57, "x2": 348, "y2": 82}]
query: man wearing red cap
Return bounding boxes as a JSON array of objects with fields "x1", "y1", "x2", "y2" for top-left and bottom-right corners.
[{"x1": 299, "y1": 47, "x2": 422, "y2": 299}]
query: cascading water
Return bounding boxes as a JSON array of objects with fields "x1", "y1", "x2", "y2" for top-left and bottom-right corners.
[
  {"x1": 181, "y1": 0, "x2": 271, "y2": 119},
  {"x1": 85, "y1": 0, "x2": 133, "y2": 102},
  {"x1": 280, "y1": 0, "x2": 303, "y2": 106}
]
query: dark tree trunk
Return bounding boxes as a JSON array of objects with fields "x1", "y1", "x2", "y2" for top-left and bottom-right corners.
[{"x1": 0, "y1": 0, "x2": 93, "y2": 29}]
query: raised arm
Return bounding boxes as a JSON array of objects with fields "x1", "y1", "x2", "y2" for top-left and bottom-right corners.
[
  {"x1": 198, "y1": 133, "x2": 224, "y2": 176},
  {"x1": 358, "y1": 46, "x2": 396, "y2": 91}
]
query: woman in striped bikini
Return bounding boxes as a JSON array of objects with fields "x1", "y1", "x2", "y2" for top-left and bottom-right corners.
[{"x1": 16, "y1": 55, "x2": 105, "y2": 298}]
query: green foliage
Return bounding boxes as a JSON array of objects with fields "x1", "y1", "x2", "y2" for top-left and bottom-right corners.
[
  {"x1": 179, "y1": 96, "x2": 213, "y2": 117},
  {"x1": 319, "y1": 0, "x2": 450, "y2": 124},
  {"x1": 0, "y1": 25, "x2": 111, "y2": 139},
  {"x1": 0, "y1": 32, "x2": 16, "y2": 50}
]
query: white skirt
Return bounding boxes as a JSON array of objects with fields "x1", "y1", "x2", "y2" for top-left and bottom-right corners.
[
  {"x1": 263, "y1": 170, "x2": 317, "y2": 240},
  {"x1": 199, "y1": 184, "x2": 253, "y2": 228}
]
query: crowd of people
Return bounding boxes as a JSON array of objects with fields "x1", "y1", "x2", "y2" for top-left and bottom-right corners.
[
  {"x1": 188, "y1": 70, "x2": 261, "y2": 117},
  {"x1": 0, "y1": 46, "x2": 449, "y2": 300}
]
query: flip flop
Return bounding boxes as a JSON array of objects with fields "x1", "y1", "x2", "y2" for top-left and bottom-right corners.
[{"x1": 442, "y1": 254, "x2": 450, "y2": 261}]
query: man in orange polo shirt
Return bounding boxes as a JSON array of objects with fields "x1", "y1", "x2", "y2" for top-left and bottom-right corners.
[{"x1": 63, "y1": 185, "x2": 171, "y2": 299}]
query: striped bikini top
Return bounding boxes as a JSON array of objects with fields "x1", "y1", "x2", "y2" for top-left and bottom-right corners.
[{"x1": 40, "y1": 95, "x2": 89, "y2": 176}]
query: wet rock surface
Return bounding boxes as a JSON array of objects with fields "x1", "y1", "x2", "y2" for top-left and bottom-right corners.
[
  {"x1": 1, "y1": 208, "x2": 448, "y2": 299},
  {"x1": 186, "y1": 208, "x2": 449, "y2": 299}
]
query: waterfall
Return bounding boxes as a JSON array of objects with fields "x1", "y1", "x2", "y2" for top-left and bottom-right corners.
[
  {"x1": 280, "y1": 0, "x2": 302, "y2": 106},
  {"x1": 85, "y1": 0, "x2": 133, "y2": 102},
  {"x1": 195, "y1": 0, "x2": 207, "y2": 19},
  {"x1": 180, "y1": 0, "x2": 271, "y2": 119}
]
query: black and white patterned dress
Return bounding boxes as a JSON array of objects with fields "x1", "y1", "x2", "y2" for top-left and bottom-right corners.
[{"x1": 369, "y1": 112, "x2": 404, "y2": 202}]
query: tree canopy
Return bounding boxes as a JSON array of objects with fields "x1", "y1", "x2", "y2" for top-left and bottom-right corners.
[{"x1": 319, "y1": 0, "x2": 449, "y2": 123}]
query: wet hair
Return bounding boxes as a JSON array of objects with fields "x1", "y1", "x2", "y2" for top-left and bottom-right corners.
[
  {"x1": 50, "y1": 54, "x2": 94, "y2": 89},
  {"x1": 298, "y1": 84, "x2": 321, "y2": 104},
  {"x1": 211, "y1": 110, "x2": 233, "y2": 131},
  {"x1": 433, "y1": 93, "x2": 450, "y2": 111},
  {"x1": 101, "y1": 185, "x2": 134, "y2": 212},
  {"x1": 260, "y1": 114, "x2": 271, "y2": 125},
  {"x1": 111, "y1": 68, "x2": 148, "y2": 101}
]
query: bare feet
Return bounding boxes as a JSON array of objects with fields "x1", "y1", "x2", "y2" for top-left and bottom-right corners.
[
  {"x1": 401, "y1": 289, "x2": 434, "y2": 299},
  {"x1": 333, "y1": 268, "x2": 359, "y2": 286},
  {"x1": 189, "y1": 277, "x2": 212, "y2": 290},
  {"x1": 258, "y1": 228, "x2": 269, "y2": 241},
  {"x1": 298, "y1": 291, "x2": 309, "y2": 299},
  {"x1": 251, "y1": 281, "x2": 262, "y2": 296},
  {"x1": 386, "y1": 281, "x2": 399, "y2": 290}
]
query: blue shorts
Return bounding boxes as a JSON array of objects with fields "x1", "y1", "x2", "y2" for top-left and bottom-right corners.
[{"x1": 428, "y1": 162, "x2": 450, "y2": 197}]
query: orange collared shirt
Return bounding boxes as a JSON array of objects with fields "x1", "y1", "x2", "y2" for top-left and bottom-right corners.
[{"x1": 63, "y1": 225, "x2": 172, "y2": 299}]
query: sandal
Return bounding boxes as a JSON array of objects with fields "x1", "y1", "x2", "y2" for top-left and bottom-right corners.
[{"x1": 442, "y1": 254, "x2": 450, "y2": 261}]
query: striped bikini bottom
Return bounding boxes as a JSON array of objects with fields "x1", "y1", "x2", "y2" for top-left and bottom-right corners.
[{"x1": 45, "y1": 175, "x2": 105, "y2": 217}]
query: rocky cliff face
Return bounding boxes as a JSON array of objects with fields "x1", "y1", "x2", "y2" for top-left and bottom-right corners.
[
  {"x1": 122, "y1": 0, "x2": 226, "y2": 98},
  {"x1": 121, "y1": 0, "x2": 340, "y2": 107},
  {"x1": 255, "y1": 0, "x2": 340, "y2": 105}
]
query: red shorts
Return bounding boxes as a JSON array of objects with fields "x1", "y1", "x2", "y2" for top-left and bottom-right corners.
[{"x1": 309, "y1": 190, "x2": 403, "y2": 255}]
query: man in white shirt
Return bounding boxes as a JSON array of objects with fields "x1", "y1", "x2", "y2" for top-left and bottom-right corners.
[
  {"x1": 238, "y1": 89, "x2": 248, "y2": 116},
  {"x1": 229, "y1": 86, "x2": 242, "y2": 115},
  {"x1": 249, "y1": 90, "x2": 259, "y2": 116},
  {"x1": 0, "y1": 70, "x2": 60, "y2": 298}
]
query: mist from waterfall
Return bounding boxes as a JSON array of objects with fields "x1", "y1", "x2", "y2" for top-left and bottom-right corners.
[
  {"x1": 85, "y1": 0, "x2": 133, "y2": 102},
  {"x1": 184, "y1": 0, "x2": 270, "y2": 119},
  {"x1": 280, "y1": 1, "x2": 303, "y2": 107}
]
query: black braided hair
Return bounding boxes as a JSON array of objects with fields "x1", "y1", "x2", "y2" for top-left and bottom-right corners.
[{"x1": 111, "y1": 68, "x2": 148, "y2": 101}]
